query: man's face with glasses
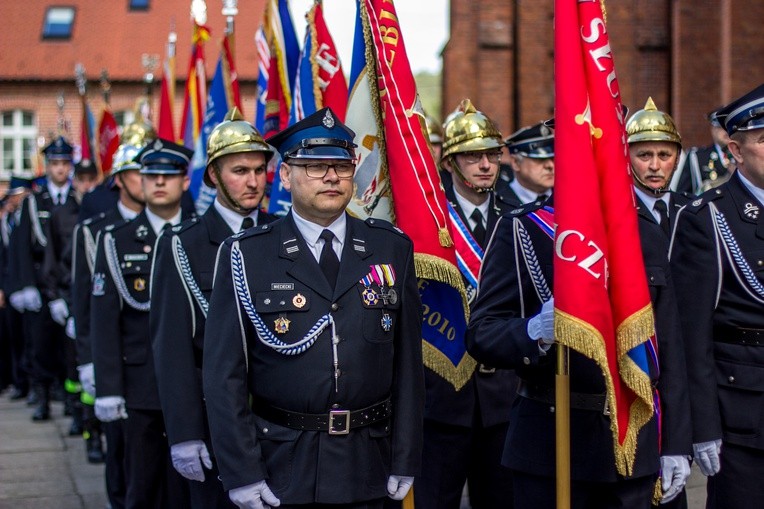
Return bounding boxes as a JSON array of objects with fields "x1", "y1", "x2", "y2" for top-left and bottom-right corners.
[
  {"x1": 280, "y1": 158, "x2": 356, "y2": 226},
  {"x1": 449, "y1": 149, "x2": 501, "y2": 192}
]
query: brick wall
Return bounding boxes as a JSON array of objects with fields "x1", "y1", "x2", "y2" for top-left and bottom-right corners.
[{"x1": 444, "y1": 0, "x2": 764, "y2": 148}]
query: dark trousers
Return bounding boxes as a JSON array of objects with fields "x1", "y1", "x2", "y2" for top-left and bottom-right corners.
[
  {"x1": 0, "y1": 308, "x2": 12, "y2": 388},
  {"x1": 706, "y1": 442, "x2": 764, "y2": 509},
  {"x1": 103, "y1": 420, "x2": 127, "y2": 509},
  {"x1": 25, "y1": 304, "x2": 65, "y2": 386},
  {"x1": 512, "y1": 470, "x2": 656, "y2": 509},
  {"x1": 188, "y1": 459, "x2": 236, "y2": 509},
  {"x1": 6, "y1": 306, "x2": 29, "y2": 391},
  {"x1": 414, "y1": 419, "x2": 513, "y2": 509},
  {"x1": 123, "y1": 408, "x2": 189, "y2": 509}
]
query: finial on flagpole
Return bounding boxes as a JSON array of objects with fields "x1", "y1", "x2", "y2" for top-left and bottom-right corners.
[
  {"x1": 75, "y1": 63, "x2": 87, "y2": 97},
  {"x1": 100, "y1": 69, "x2": 112, "y2": 105},
  {"x1": 222, "y1": 0, "x2": 238, "y2": 34},
  {"x1": 191, "y1": 0, "x2": 208, "y2": 25}
]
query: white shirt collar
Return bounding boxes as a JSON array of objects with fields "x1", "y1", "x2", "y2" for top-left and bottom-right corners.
[
  {"x1": 117, "y1": 201, "x2": 140, "y2": 221},
  {"x1": 291, "y1": 209, "x2": 346, "y2": 262},
  {"x1": 633, "y1": 186, "x2": 670, "y2": 223},
  {"x1": 47, "y1": 181, "x2": 71, "y2": 203},
  {"x1": 509, "y1": 179, "x2": 549, "y2": 204},
  {"x1": 737, "y1": 170, "x2": 764, "y2": 207},
  {"x1": 145, "y1": 208, "x2": 182, "y2": 236},
  {"x1": 453, "y1": 188, "x2": 490, "y2": 229},
  {"x1": 214, "y1": 199, "x2": 259, "y2": 233}
]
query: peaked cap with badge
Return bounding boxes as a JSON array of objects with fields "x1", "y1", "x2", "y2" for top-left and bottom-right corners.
[
  {"x1": 74, "y1": 159, "x2": 98, "y2": 177},
  {"x1": 137, "y1": 138, "x2": 194, "y2": 175},
  {"x1": 42, "y1": 136, "x2": 74, "y2": 161},
  {"x1": 5, "y1": 175, "x2": 33, "y2": 197},
  {"x1": 505, "y1": 121, "x2": 555, "y2": 159},
  {"x1": 267, "y1": 107, "x2": 357, "y2": 161},
  {"x1": 716, "y1": 83, "x2": 764, "y2": 135}
]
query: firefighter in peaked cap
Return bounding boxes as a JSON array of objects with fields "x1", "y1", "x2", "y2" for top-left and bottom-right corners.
[
  {"x1": 501, "y1": 122, "x2": 555, "y2": 207},
  {"x1": 152, "y1": 107, "x2": 277, "y2": 508},
  {"x1": 671, "y1": 83, "x2": 764, "y2": 509},
  {"x1": 416, "y1": 99, "x2": 517, "y2": 509},
  {"x1": 203, "y1": 107, "x2": 424, "y2": 508},
  {"x1": 8, "y1": 135, "x2": 77, "y2": 422},
  {"x1": 90, "y1": 137, "x2": 194, "y2": 508},
  {"x1": 71, "y1": 119, "x2": 154, "y2": 507}
]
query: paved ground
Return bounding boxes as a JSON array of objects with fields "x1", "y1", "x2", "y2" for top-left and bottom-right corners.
[{"x1": 0, "y1": 390, "x2": 708, "y2": 509}]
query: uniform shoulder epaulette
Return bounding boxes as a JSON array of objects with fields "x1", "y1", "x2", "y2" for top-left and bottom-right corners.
[
  {"x1": 364, "y1": 217, "x2": 409, "y2": 238},
  {"x1": 505, "y1": 200, "x2": 546, "y2": 219},
  {"x1": 104, "y1": 217, "x2": 130, "y2": 233},
  {"x1": 685, "y1": 187, "x2": 725, "y2": 213},
  {"x1": 170, "y1": 216, "x2": 200, "y2": 235},
  {"x1": 82, "y1": 211, "x2": 108, "y2": 227},
  {"x1": 230, "y1": 222, "x2": 273, "y2": 242}
]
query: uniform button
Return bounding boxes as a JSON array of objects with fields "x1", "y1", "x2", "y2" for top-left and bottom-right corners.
[
  {"x1": 715, "y1": 190, "x2": 722, "y2": 195},
  {"x1": 122, "y1": 356, "x2": 127, "y2": 361},
  {"x1": 279, "y1": 300, "x2": 286, "y2": 306},
  {"x1": 758, "y1": 260, "x2": 763, "y2": 267},
  {"x1": 649, "y1": 276, "x2": 655, "y2": 282},
  {"x1": 523, "y1": 357, "x2": 530, "y2": 365},
  {"x1": 728, "y1": 376, "x2": 735, "y2": 384},
  {"x1": 262, "y1": 427, "x2": 268, "y2": 434},
  {"x1": 331, "y1": 303, "x2": 339, "y2": 311},
  {"x1": 549, "y1": 406, "x2": 555, "y2": 413}
]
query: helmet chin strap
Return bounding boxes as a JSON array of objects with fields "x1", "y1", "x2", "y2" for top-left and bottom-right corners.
[
  {"x1": 212, "y1": 164, "x2": 257, "y2": 215},
  {"x1": 449, "y1": 156, "x2": 496, "y2": 194},
  {"x1": 631, "y1": 162, "x2": 677, "y2": 196}
]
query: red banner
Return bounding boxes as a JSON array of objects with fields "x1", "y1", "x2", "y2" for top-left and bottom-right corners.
[
  {"x1": 554, "y1": 0, "x2": 655, "y2": 476},
  {"x1": 98, "y1": 109, "x2": 119, "y2": 174},
  {"x1": 312, "y1": 2, "x2": 347, "y2": 120}
]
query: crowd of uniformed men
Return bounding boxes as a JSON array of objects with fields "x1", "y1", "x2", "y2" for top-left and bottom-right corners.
[{"x1": 0, "y1": 82, "x2": 763, "y2": 509}]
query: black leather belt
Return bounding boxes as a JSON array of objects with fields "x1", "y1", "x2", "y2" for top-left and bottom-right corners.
[
  {"x1": 254, "y1": 398, "x2": 392, "y2": 435},
  {"x1": 517, "y1": 380, "x2": 609, "y2": 415},
  {"x1": 714, "y1": 326, "x2": 764, "y2": 346}
]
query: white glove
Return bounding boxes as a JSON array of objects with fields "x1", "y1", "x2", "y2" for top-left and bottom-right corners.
[
  {"x1": 527, "y1": 298, "x2": 555, "y2": 345},
  {"x1": 23, "y1": 286, "x2": 42, "y2": 312},
  {"x1": 228, "y1": 480, "x2": 281, "y2": 509},
  {"x1": 387, "y1": 475, "x2": 414, "y2": 501},
  {"x1": 693, "y1": 439, "x2": 722, "y2": 476},
  {"x1": 65, "y1": 317, "x2": 76, "y2": 339},
  {"x1": 9, "y1": 291, "x2": 26, "y2": 312},
  {"x1": 660, "y1": 455, "x2": 691, "y2": 503},
  {"x1": 49, "y1": 298, "x2": 69, "y2": 325},
  {"x1": 171, "y1": 440, "x2": 213, "y2": 482},
  {"x1": 94, "y1": 395, "x2": 128, "y2": 422},
  {"x1": 77, "y1": 363, "x2": 96, "y2": 397}
]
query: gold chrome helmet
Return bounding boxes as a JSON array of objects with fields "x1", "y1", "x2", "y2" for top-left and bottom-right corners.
[
  {"x1": 425, "y1": 115, "x2": 443, "y2": 145},
  {"x1": 113, "y1": 113, "x2": 157, "y2": 175},
  {"x1": 205, "y1": 107, "x2": 273, "y2": 212},
  {"x1": 626, "y1": 97, "x2": 681, "y2": 146},
  {"x1": 441, "y1": 99, "x2": 503, "y2": 158},
  {"x1": 206, "y1": 107, "x2": 273, "y2": 170}
]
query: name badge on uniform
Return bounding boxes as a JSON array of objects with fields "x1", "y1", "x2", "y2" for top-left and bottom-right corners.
[
  {"x1": 92, "y1": 273, "x2": 106, "y2": 296},
  {"x1": 37, "y1": 211, "x2": 51, "y2": 219},
  {"x1": 124, "y1": 254, "x2": 149, "y2": 262}
]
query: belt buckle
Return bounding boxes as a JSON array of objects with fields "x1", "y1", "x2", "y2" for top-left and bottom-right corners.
[
  {"x1": 602, "y1": 397, "x2": 610, "y2": 416},
  {"x1": 328, "y1": 409, "x2": 350, "y2": 435},
  {"x1": 478, "y1": 364, "x2": 496, "y2": 374}
]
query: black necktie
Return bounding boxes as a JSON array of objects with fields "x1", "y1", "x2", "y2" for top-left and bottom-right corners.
[
  {"x1": 240, "y1": 217, "x2": 254, "y2": 231},
  {"x1": 319, "y1": 229, "x2": 340, "y2": 289},
  {"x1": 56, "y1": 192, "x2": 63, "y2": 206},
  {"x1": 162, "y1": 222, "x2": 173, "y2": 233},
  {"x1": 470, "y1": 209, "x2": 486, "y2": 247},
  {"x1": 537, "y1": 193, "x2": 548, "y2": 202},
  {"x1": 653, "y1": 200, "x2": 670, "y2": 236}
]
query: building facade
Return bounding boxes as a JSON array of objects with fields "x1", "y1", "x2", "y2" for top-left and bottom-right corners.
[{"x1": 442, "y1": 0, "x2": 764, "y2": 148}]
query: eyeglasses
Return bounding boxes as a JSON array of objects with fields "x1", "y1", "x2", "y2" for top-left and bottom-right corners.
[
  {"x1": 289, "y1": 162, "x2": 356, "y2": 179},
  {"x1": 457, "y1": 151, "x2": 502, "y2": 164}
]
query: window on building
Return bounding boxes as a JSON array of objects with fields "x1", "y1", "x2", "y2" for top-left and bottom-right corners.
[
  {"x1": 129, "y1": 0, "x2": 150, "y2": 11},
  {"x1": 42, "y1": 7, "x2": 75, "y2": 39},
  {"x1": 0, "y1": 110, "x2": 39, "y2": 178}
]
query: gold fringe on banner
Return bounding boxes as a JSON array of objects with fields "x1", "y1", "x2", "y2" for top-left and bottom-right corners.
[
  {"x1": 554, "y1": 309, "x2": 654, "y2": 476},
  {"x1": 616, "y1": 304, "x2": 655, "y2": 356},
  {"x1": 423, "y1": 343, "x2": 477, "y2": 391}
]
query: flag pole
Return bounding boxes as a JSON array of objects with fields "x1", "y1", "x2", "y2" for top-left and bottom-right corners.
[{"x1": 555, "y1": 343, "x2": 571, "y2": 509}]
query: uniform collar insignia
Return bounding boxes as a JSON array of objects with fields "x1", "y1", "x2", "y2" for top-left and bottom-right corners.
[
  {"x1": 744, "y1": 202, "x2": 760, "y2": 220},
  {"x1": 136, "y1": 224, "x2": 149, "y2": 239}
]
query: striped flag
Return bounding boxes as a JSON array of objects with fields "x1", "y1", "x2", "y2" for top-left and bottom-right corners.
[
  {"x1": 254, "y1": 26, "x2": 270, "y2": 133},
  {"x1": 360, "y1": 0, "x2": 472, "y2": 390},
  {"x1": 158, "y1": 30, "x2": 177, "y2": 141},
  {"x1": 97, "y1": 107, "x2": 119, "y2": 174},
  {"x1": 180, "y1": 22, "x2": 210, "y2": 149}
]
